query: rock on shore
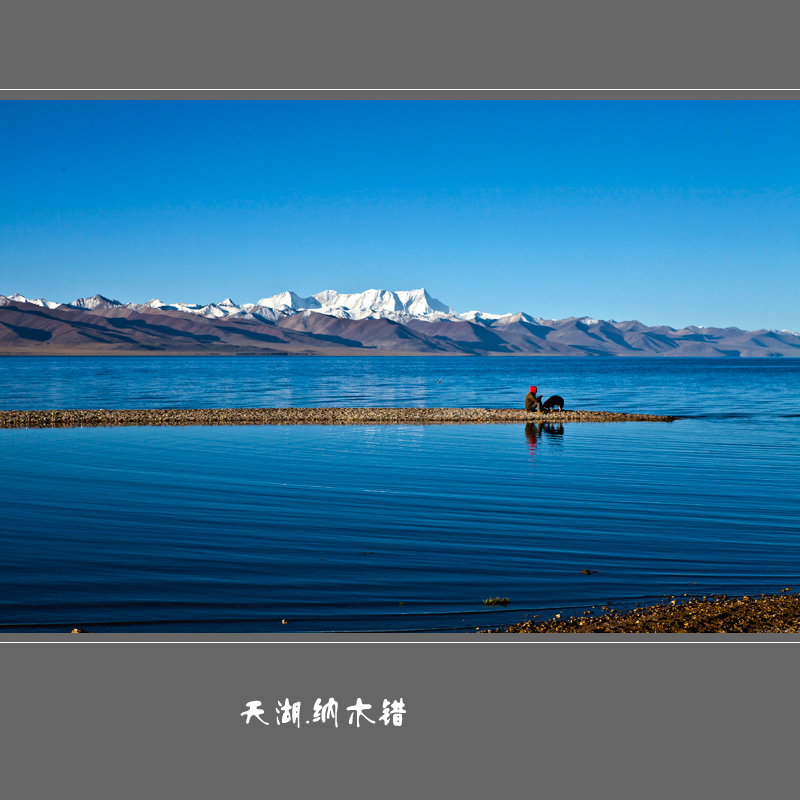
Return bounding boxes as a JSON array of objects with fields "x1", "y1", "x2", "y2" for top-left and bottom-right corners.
[{"x1": 0, "y1": 407, "x2": 679, "y2": 429}]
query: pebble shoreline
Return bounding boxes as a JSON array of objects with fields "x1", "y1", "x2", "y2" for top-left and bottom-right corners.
[
  {"x1": 0, "y1": 407, "x2": 679, "y2": 428},
  {"x1": 485, "y1": 591, "x2": 800, "y2": 634}
]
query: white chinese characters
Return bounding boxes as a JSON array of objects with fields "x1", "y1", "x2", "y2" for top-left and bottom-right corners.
[
  {"x1": 313, "y1": 697, "x2": 339, "y2": 727},
  {"x1": 379, "y1": 699, "x2": 406, "y2": 726},
  {"x1": 240, "y1": 701, "x2": 269, "y2": 725},
  {"x1": 241, "y1": 698, "x2": 405, "y2": 728}
]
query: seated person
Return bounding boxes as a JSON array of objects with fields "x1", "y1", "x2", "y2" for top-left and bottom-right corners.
[{"x1": 525, "y1": 386, "x2": 543, "y2": 412}]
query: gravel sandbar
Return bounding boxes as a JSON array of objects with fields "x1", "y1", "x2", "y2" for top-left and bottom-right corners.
[{"x1": 0, "y1": 407, "x2": 679, "y2": 429}]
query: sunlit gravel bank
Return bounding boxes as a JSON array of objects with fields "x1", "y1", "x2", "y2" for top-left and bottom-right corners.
[
  {"x1": 486, "y1": 591, "x2": 800, "y2": 634},
  {"x1": 0, "y1": 407, "x2": 680, "y2": 428}
]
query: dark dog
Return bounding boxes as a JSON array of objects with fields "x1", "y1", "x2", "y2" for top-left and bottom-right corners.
[{"x1": 542, "y1": 395, "x2": 564, "y2": 412}]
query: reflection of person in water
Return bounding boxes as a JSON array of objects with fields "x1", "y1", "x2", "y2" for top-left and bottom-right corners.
[{"x1": 524, "y1": 421, "x2": 540, "y2": 454}]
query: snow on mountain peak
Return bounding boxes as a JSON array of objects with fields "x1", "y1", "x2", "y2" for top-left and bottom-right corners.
[
  {"x1": 4, "y1": 288, "x2": 793, "y2": 342},
  {"x1": 4, "y1": 293, "x2": 60, "y2": 309},
  {"x1": 70, "y1": 294, "x2": 122, "y2": 310},
  {"x1": 395, "y1": 288, "x2": 453, "y2": 316},
  {"x1": 1, "y1": 288, "x2": 522, "y2": 327},
  {"x1": 250, "y1": 288, "x2": 454, "y2": 322},
  {"x1": 306, "y1": 288, "x2": 453, "y2": 320},
  {"x1": 255, "y1": 291, "x2": 320, "y2": 312}
]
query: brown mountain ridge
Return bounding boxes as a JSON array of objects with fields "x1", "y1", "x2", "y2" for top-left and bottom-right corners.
[{"x1": 1, "y1": 298, "x2": 798, "y2": 357}]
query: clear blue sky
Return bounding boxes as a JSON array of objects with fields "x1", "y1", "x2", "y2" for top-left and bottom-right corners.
[{"x1": 1, "y1": 100, "x2": 797, "y2": 330}]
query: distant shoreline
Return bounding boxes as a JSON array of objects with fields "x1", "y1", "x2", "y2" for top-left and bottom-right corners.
[
  {"x1": 1, "y1": 350, "x2": 798, "y2": 358},
  {"x1": 0, "y1": 348, "x2": 475, "y2": 357},
  {"x1": 0, "y1": 407, "x2": 680, "y2": 428}
]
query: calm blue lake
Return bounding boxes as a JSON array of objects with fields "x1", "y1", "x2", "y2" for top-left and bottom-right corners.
[{"x1": 1, "y1": 356, "x2": 798, "y2": 632}]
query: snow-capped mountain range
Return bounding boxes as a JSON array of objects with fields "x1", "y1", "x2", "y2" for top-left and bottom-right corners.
[
  {"x1": 0, "y1": 288, "x2": 625, "y2": 328},
  {"x1": 2, "y1": 288, "x2": 799, "y2": 357},
  {"x1": 5, "y1": 288, "x2": 498, "y2": 323},
  {"x1": 141, "y1": 287, "x2": 459, "y2": 324}
]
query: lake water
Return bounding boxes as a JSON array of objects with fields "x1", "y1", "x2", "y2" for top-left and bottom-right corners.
[{"x1": 1, "y1": 356, "x2": 798, "y2": 632}]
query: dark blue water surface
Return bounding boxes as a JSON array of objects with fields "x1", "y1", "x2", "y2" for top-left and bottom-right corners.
[{"x1": 1, "y1": 356, "x2": 798, "y2": 632}]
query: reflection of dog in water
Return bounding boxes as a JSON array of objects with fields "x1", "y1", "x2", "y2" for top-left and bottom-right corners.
[
  {"x1": 541, "y1": 395, "x2": 564, "y2": 412},
  {"x1": 525, "y1": 421, "x2": 565, "y2": 441}
]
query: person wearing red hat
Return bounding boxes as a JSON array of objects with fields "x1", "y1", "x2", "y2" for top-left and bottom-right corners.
[{"x1": 525, "y1": 385, "x2": 543, "y2": 412}]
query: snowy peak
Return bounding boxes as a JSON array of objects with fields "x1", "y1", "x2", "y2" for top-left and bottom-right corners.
[
  {"x1": 255, "y1": 291, "x2": 321, "y2": 312},
  {"x1": 395, "y1": 288, "x2": 452, "y2": 317},
  {"x1": 69, "y1": 294, "x2": 122, "y2": 310},
  {"x1": 251, "y1": 288, "x2": 454, "y2": 322},
  {"x1": 3, "y1": 293, "x2": 61, "y2": 309},
  {"x1": 309, "y1": 288, "x2": 454, "y2": 320},
  {"x1": 489, "y1": 312, "x2": 539, "y2": 327}
]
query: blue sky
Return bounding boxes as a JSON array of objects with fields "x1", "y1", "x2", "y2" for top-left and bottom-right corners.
[{"x1": 1, "y1": 99, "x2": 797, "y2": 330}]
